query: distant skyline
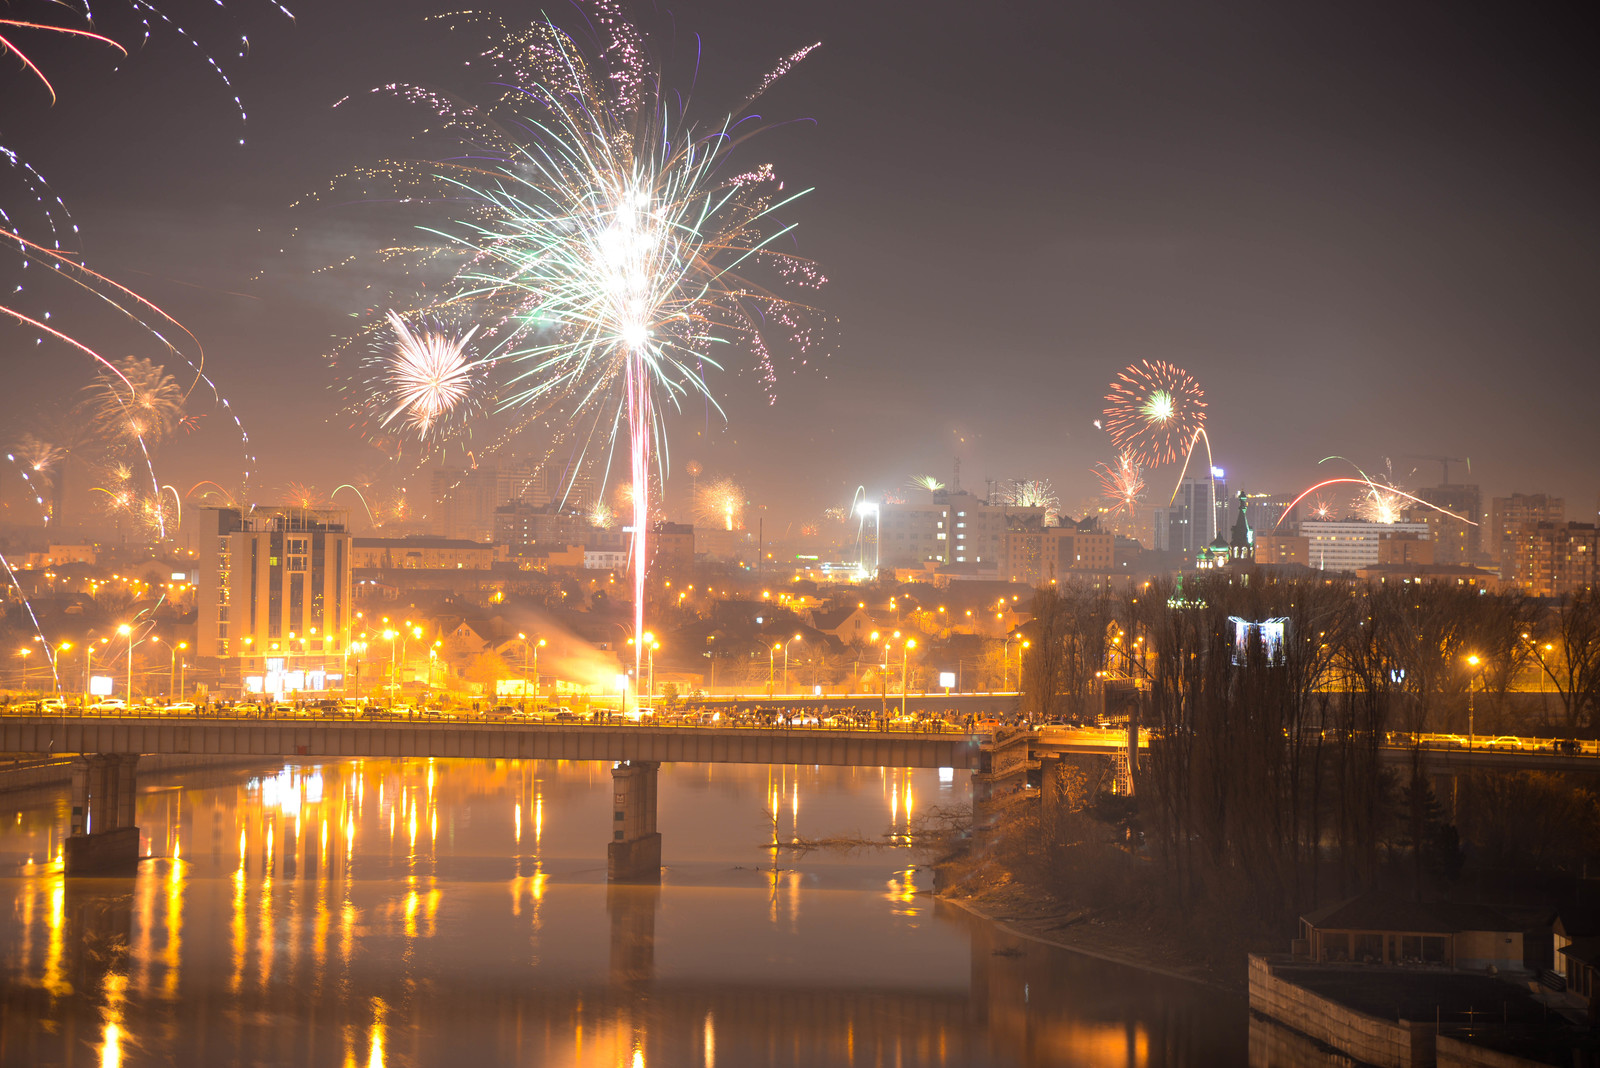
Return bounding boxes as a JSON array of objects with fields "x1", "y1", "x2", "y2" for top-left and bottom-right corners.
[{"x1": 2, "y1": 0, "x2": 1596, "y2": 534}]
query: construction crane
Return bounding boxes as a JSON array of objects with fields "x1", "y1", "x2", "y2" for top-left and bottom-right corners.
[{"x1": 1404, "y1": 455, "x2": 1470, "y2": 486}]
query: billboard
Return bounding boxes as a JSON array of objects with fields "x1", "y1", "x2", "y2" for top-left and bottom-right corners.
[
  {"x1": 1228, "y1": 617, "x2": 1288, "y2": 666},
  {"x1": 89, "y1": 675, "x2": 114, "y2": 697}
]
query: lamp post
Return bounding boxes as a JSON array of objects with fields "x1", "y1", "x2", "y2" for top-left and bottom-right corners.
[
  {"x1": 768, "y1": 642, "x2": 780, "y2": 698},
  {"x1": 16, "y1": 647, "x2": 30, "y2": 691},
  {"x1": 1465, "y1": 653, "x2": 1482, "y2": 749},
  {"x1": 116, "y1": 623, "x2": 142, "y2": 704},
  {"x1": 900, "y1": 638, "x2": 917, "y2": 719},
  {"x1": 383, "y1": 629, "x2": 399, "y2": 707},
  {"x1": 53, "y1": 642, "x2": 70, "y2": 695},
  {"x1": 783, "y1": 634, "x2": 803, "y2": 695},
  {"x1": 152, "y1": 637, "x2": 186, "y2": 700}
]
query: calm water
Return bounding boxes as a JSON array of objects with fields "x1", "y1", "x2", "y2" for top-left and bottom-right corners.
[{"x1": 0, "y1": 758, "x2": 1246, "y2": 1066}]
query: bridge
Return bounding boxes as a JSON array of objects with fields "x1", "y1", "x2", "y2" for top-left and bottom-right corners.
[
  {"x1": 0, "y1": 713, "x2": 985, "y2": 879},
  {"x1": 6, "y1": 712, "x2": 1592, "y2": 877}
]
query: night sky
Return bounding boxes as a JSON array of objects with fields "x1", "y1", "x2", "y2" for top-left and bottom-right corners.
[{"x1": 4, "y1": 0, "x2": 1597, "y2": 533}]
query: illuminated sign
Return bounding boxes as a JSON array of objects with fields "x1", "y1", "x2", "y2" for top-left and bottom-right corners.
[
  {"x1": 89, "y1": 675, "x2": 114, "y2": 697},
  {"x1": 938, "y1": 671, "x2": 957, "y2": 690},
  {"x1": 1228, "y1": 616, "x2": 1288, "y2": 666}
]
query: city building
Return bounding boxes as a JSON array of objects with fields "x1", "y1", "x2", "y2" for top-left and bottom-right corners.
[
  {"x1": 649, "y1": 521, "x2": 695, "y2": 576},
  {"x1": 1507, "y1": 521, "x2": 1597, "y2": 597},
  {"x1": 195, "y1": 506, "x2": 355, "y2": 690},
  {"x1": 430, "y1": 461, "x2": 598, "y2": 542},
  {"x1": 1151, "y1": 470, "x2": 1228, "y2": 559},
  {"x1": 352, "y1": 537, "x2": 499, "y2": 570},
  {"x1": 1255, "y1": 534, "x2": 1309, "y2": 567},
  {"x1": 1000, "y1": 514, "x2": 1114, "y2": 585},
  {"x1": 1490, "y1": 493, "x2": 1564, "y2": 577},
  {"x1": 1406, "y1": 483, "x2": 1482, "y2": 565},
  {"x1": 878, "y1": 487, "x2": 1011, "y2": 569},
  {"x1": 1300, "y1": 520, "x2": 1431, "y2": 572},
  {"x1": 1376, "y1": 531, "x2": 1434, "y2": 566}
]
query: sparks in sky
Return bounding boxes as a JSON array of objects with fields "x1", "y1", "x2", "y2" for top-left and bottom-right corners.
[
  {"x1": 907, "y1": 474, "x2": 945, "y2": 492},
  {"x1": 1094, "y1": 451, "x2": 1145, "y2": 517},
  {"x1": 1003, "y1": 478, "x2": 1060, "y2": 521},
  {"x1": 1103, "y1": 360, "x2": 1207, "y2": 468},
  {"x1": 370, "y1": 311, "x2": 484, "y2": 444},
  {"x1": 695, "y1": 477, "x2": 745, "y2": 531},
  {"x1": 329, "y1": 5, "x2": 826, "y2": 688}
]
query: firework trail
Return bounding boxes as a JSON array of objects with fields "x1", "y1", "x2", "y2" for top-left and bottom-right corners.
[
  {"x1": 1275, "y1": 458, "x2": 1477, "y2": 530},
  {"x1": 694, "y1": 477, "x2": 745, "y2": 531},
  {"x1": 907, "y1": 474, "x2": 945, "y2": 492},
  {"x1": 326, "y1": 5, "x2": 826, "y2": 688},
  {"x1": 1102, "y1": 360, "x2": 1207, "y2": 467},
  {"x1": 1094, "y1": 451, "x2": 1145, "y2": 517}
]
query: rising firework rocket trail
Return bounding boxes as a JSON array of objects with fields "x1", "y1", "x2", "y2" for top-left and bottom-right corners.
[
  {"x1": 331, "y1": 6, "x2": 827, "y2": 690},
  {"x1": 1102, "y1": 360, "x2": 1207, "y2": 467}
]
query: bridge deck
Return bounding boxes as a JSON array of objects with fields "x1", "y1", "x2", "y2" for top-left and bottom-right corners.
[{"x1": 0, "y1": 716, "x2": 982, "y2": 769}]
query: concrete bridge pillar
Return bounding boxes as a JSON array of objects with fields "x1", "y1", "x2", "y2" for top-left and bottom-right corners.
[
  {"x1": 607, "y1": 760, "x2": 661, "y2": 883},
  {"x1": 65, "y1": 754, "x2": 140, "y2": 875}
]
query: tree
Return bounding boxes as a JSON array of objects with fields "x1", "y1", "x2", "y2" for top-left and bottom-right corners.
[
  {"x1": 1528, "y1": 588, "x2": 1600, "y2": 735},
  {"x1": 1020, "y1": 581, "x2": 1112, "y2": 721}
]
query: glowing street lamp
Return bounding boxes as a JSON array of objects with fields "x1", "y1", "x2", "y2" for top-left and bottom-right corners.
[
  {"x1": 518, "y1": 633, "x2": 547, "y2": 705},
  {"x1": 1465, "y1": 653, "x2": 1483, "y2": 748},
  {"x1": 900, "y1": 638, "x2": 917, "y2": 718}
]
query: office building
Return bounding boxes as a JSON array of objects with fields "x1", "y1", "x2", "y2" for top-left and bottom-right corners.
[
  {"x1": 1300, "y1": 520, "x2": 1431, "y2": 572},
  {"x1": 195, "y1": 506, "x2": 354, "y2": 688}
]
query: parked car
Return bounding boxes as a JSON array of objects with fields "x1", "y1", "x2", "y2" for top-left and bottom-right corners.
[
  {"x1": 37, "y1": 697, "x2": 67, "y2": 712},
  {"x1": 90, "y1": 698, "x2": 127, "y2": 712},
  {"x1": 162, "y1": 702, "x2": 197, "y2": 714}
]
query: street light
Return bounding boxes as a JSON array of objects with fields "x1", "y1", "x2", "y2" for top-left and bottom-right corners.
[
  {"x1": 1465, "y1": 653, "x2": 1483, "y2": 749},
  {"x1": 769, "y1": 642, "x2": 781, "y2": 698},
  {"x1": 1002, "y1": 637, "x2": 1030, "y2": 691},
  {"x1": 517, "y1": 633, "x2": 547, "y2": 705},
  {"x1": 783, "y1": 634, "x2": 803, "y2": 695},
  {"x1": 151, "y1": 637, "x2": 187, "y2": 700},
  {"x1": 16, "y1": 647, "x2": 30, "y2": 691},
  {"x1": 383, "y1": 629, "x2": 399, "y2": 706},
  {"x1": 117, "y1": 623, "x2": 143, "y2": 704},
  {"x1": 901, "y1": 638, "x2": 917, "y2": 718}
]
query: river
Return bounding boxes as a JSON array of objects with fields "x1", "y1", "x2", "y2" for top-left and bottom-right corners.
[{"x1": 0, "y1": 758, "x2": 1248, "y2": 1066}]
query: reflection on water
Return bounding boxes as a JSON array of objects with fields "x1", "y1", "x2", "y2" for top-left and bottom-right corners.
[{"x1": 0, "y1": 759, "x2": 1244, "y2": 1066}]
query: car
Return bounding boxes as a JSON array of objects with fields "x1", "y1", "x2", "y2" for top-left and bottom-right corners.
[
  {"x1": 418, "y1": 708, "x2": 457, "y2": 721},
  {"x1": 162, "y1": 702, "x2": 197, "y2": 714},
  {"x1": 391, "y1": 704, "x2": 415, "y2": 716},
  {"x1": 362, "y1": 707, "x2": 400, "y2": 719},
  {"x1": 553, "y1": 710, "x2": 578, "y2": 722},
  {"x1": 37, "y1": 697, "x2": 67, "y2": 712},
  {"x1": 503, "y1": 709, "x2": 537, "y2": 721},
  {"x1": 90, "y1": 698, "x2": 127, "y2": 712}
]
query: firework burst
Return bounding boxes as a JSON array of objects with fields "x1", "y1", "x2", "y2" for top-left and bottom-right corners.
[
  {"x1": 363, "y1": 311, "x2": 487, "y2": 444},
  {"x1": 1102, "y1": 360, "x2": 1207, "y2": 467},
  {"x1": 81, "y1": 356, "x2": 186, "y2": 450},
  {"x1": 907, "y1": 474, "x2": 945, "y2": 493},
  {"x1": 1003, "y1": 478, "x2": 1060, "y2": 520},
  {"x1": 1094, "y1": 451, "x2": 1145, "y2": 517},
  {"x1": 694, "y1": 477, "x2": 745, "y2": 531},
  {"x1": 326, "y1": 5, "x2": 825, "y2": 685}
]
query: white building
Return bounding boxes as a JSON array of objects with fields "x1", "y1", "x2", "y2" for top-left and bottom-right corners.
[{"x1": 1300, "y1": 520, "x2": 1430, "y2": 572}]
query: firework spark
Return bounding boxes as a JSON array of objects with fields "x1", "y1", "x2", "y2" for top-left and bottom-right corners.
[
  {"x1": 329, "y1": 6, "x2": 825, "y2": 686},
  {"x1": 1094, "y1": 451, "x2": 1145, "y2": 517},
  {"x1": 1102, "y1": 360, "x2": 1207, "y2": 467},
  {"x1": 694, "y1": 477, "x2": 745, "y2": 531},
  {"x1": 369, "y1": 310, "x2": 485, "y2": 443},
  {"x1": 589, "y1": 500, "x2": 614, "y2": 528},
  {"x1": 1003, "y1": 478, "x2": 1060, "y2": 520},
  {"x1": 907, "y1": 474, "x2": 945, "y2": 492},
  {"x1": 81, "y1": 356, "x2": 185, "y2": 449}
]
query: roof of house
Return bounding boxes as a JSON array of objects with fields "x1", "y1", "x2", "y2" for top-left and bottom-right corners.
[
  {"x1": 1302, "y1": 895, "x2": 1515, "y2": 935},
  {"x1": 1560, "y1": 936, "x2": 1600, "y2": 969}
]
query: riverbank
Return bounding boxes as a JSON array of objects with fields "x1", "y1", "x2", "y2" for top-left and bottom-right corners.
[{"x1": 936, "y1": 877, "x2": 1243, "y2": 993}]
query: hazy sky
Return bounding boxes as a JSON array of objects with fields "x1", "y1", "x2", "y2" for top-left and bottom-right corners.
[{"x1": 4, "y1": 0, "x2": 1597, "y2": 532}]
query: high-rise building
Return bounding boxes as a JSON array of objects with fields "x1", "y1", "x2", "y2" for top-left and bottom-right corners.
[
  {"x1": 1490, "y1": 493, "x2": 1565, "y2": 578},
  {"x1": 1151, "y1": 470, "x2": 1228, "y2": 558},
  {"x1": 1405, "y1": 483, "x2": 1482, "y2": 566},
  {"x1": 878, "y1": 488, "x2": 1010, "y2": 569},
  {"x1": 429, "y1": 460, "x2": 600, "y2": 542},
  {"x1": 195, "y1": 507, "x2": 354, "y2": 683},
  {"x1": 1507, "y1": 521, "x2": 1597, "y2": 597}
]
